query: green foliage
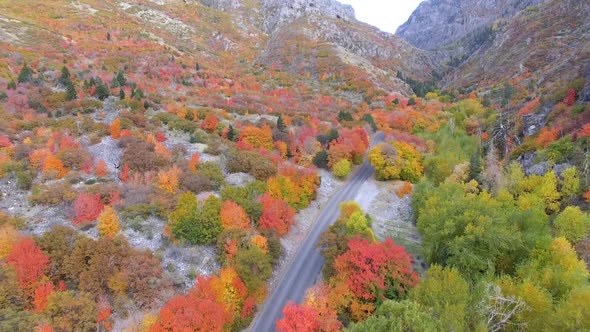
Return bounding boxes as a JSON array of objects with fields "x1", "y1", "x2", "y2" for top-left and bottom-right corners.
[
  {"x1": 553, "y1": 206, "x2": 590, "y2": 244},
  {"x1": 17, "y1": 64, "x2": 33, "y2": 83},
  {"x1": 346, "y1": 300, "x2": 437, "y2": 332},
  {"x1": 361, "y1": 113, "x2": 377, "y2": 131},
  {"x1": 337, "y1": 111, "x2": 353, "y2": 122},
  {"x1": 560, "y1": 166, "x2": 581, "y2": 201},
  {"x1": 45, "y1": 291, "x2": 97, "y2": 331},
  {"x1": 198, "y1": 161, "x2": 225, "y2": 190},
  {"x1": 277, "y1": 114, "x2": 286, "y2": 132},
  {"x1": 312, "y1": 150, "x2": 328, "y2": 169},
  {"x1": 221, "y1": 181, "x2": 266, "y2": 222},
  {"x1": 332, "y1": 159, "x2": 352, "y2": 178},
  {"x1": 227, "y1": 124, "x2": 237, "y2": 141},
  {"x1": 420, "y1": 126, "x2": 477, "y2": 184},
  {"x1": 411, "y1": 265, "x2": 470, "y2": 331},
  {"x1": 234, "y1": 246, "x2": 272, "y2": 293},
  {"x1": 95, "y1": 81, "x2": 110, "y2": 101},
  {"x1": 369, "y1": 142, "x2": 423, "y2": 182},
  {"x1": 169, "y1": 193, "x2": 222, "y2": 245},
  {"x1": 66, "y1": 81, "x2": 77, "y2": 101}
]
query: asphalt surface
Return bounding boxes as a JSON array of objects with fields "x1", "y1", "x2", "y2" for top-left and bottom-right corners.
[{"x1": 250, "y1": 132, "x2": 385, "y2": 332}]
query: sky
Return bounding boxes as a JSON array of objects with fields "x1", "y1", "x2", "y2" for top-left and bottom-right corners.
[{"x1": 339, "y1": 0, "x2": 424, "y2": 34}]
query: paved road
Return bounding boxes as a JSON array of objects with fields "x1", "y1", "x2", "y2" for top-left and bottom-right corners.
[{"x1": 250, "y1": 132, "x2": 385, "y2": 332}]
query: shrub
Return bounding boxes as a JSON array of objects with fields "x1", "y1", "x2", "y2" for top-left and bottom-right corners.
[{"x1": 332, "y1": 159, "x2": 352, "y2": 178}]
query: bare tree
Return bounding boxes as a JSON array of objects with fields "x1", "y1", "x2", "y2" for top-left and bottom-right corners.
[{"x1": 479, "y1": 284, "x2": 528, "y2": 332}]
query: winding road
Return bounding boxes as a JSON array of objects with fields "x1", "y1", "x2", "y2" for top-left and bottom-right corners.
[{"x1": 250, "y1": 132, "x2": 385, "y2": 332}]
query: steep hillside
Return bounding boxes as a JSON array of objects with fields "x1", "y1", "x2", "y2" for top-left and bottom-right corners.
[{"x1": 397, "y1": 0, "x2": 547, "y2": 52}]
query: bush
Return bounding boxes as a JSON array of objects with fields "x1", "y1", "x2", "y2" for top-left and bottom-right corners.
[
  {"x1": 198, "y1": 162, "x2": 225, "y2": 190},
  {"x1": 332, "y1": 159, "x2": 352, "y2": 178},
  {"x1": 29, "y1": 183, "x2": 77, "y2": 206},
  {"x1": 554, "y1": 206, "x2": 590, "y2": 244}
]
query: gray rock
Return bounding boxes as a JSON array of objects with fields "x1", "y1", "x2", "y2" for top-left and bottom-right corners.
[
  {"x1": 261, "y1": 0, "x2": 355, "y2": 34},
  {"x1": 526, "y1": 162, "x2": 549, "y2": 176},
  {"x1": 396, "y1": 0, "x2": 548, "y2": 51},
  {"x1": 553, "y1": 163, "x2": 573, "y2": 178}
]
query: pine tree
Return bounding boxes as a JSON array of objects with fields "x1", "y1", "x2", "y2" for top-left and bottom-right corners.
[
  {"x1": 66, "y1": 81, "x2": 77, "y2": 101},
  {"x1": 227, "y1": 125, "x2": 236, "y2": 141},
  {"x1": 277, "y1": 114, "x2": 286, "y2": 132},
  {"x1": 96, "y1": 82, "x2": 110, "y2": 100},
  {"x1": 119, "y1": 88, "x2": 125, "y2": 100},
  {"x1": 17, "y1": 64, "x2": 33, "y2": 83},
  {"x1": 60, "y1": 66, "x2": 71, "y2": 85}
]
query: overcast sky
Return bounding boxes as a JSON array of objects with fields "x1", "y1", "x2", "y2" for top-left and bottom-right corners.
[{"x1": 339, "y1": 0, "x2": 424, "y2": 33}]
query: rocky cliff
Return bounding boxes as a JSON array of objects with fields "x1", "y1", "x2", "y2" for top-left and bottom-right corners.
[{"x1": 396, "y1": 0, "x2": 548, "y2": 51}]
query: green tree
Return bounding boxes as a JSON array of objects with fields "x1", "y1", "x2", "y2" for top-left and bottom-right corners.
[
  {"x1": 119, "y1": 87, "x2": 125, "y2": 100},
  {"x1": 95, "y1": 82, "x2": 110, "y2": 100},
  {"x1": 169, "y1": 193, "x2": 222, "y2": 245},
  {"x1": 227, "y1": 124, "x2": 237, "y2": 141},
  {"x1": 411, "y1": 265, "x2": 470, "y2": 331},
  {"x1": 560, "y1": 167, "x2": 581, "y2": 201},
  {"x1": 346, "y1": 300, "x2": 437, "y2": 332},
  {"x1": 60, "y1": 66, "x2": 71, "y2": 85},
  {"x1": 312, "y1": 150, "x2": 328, "y2": 169},
  {"x1": 277, "y1": 114, "x2": 286, "y2": 132},
  {"x1": 553, "y1": 206, "x2": 590, "y2": 244},
  {"x1": 17, "y1": 64, "x2": 33, "y2": 83},
  {"x1": 234, "y1": 246, "x2": 272, "y2": 293},
  {"x1": 66, "y1": 81, "x2": 77, "y2": 101}
]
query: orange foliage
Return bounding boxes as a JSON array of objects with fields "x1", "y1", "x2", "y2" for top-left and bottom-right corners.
[
  {"x1": 250, "y1": 235, "x2": 268, "y2": 253},
  {"x1": 578, "y1": 123, "x2": 590, "y2": 139},
  {"x1": 6, "y1": 238, "x2": 50, "y2": 289},
  {"x1": 36, "y1": 323, "x2": 53, "y2": 332},
  {"x1": 583, "y1": 190, "x2": 590, "y2": 203},
  {"x1": 396, "y1": 181, "x2": 413, "y2": 198},
  {"x1": 188, "y1": 153, "x2": 200, "y2": 173},
  {"x1": 119, "y1": 164, "x2": 129, "y2": 182},
  {"x1": 29, "y1": 148, "x2": 51, "y2": 169},
  {"x1": 42, "y1": 154, "x2": 67, "y2": 178},
  {"x1": 95, "y1": 159, "x2": 108, "y2": 177},
  {"x1": 239, "y1": 125, "x2": 274, "y2": 150},
  {"x1": 275, "y1": 141, "x2": 288, "y2": 159},
  {"x1": 536, "y1": 127, "x2": 560, "y2": 147},
  {"x1": 110, "y1": 118, "x2": 121, "y2": 139},
  {"x1": 518, "y1": 97, "x2": 541, "y2": 115},
  {"x1": 220, "y1": 200, "x2": 250, "y2": 230},
  {"x1": 201, "y1": 114, "x2": 220, "y2": 133},
  {"x1": 157, "y1": 166, "x2": 181, "y2": 193},
  {"x1": 154, "y1": 142, "x2": 171, "y2": 160}
]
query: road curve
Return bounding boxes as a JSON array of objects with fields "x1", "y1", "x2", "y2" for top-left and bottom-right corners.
[{"x1": 250, "y1": 132, "x2": 385, "y2": 332}]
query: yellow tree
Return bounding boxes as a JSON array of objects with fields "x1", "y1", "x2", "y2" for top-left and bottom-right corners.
[
  {"x1": 157, "y1": 166, "x2": 181, "y2": 193},
  {"x1": 97, "y1": 206, "x2": 121, "y2": 237}
]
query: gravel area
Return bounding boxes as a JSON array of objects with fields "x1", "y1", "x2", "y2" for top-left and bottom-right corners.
[{"x1": 358, "y1": 179, "x2": 426, "y2": 274}]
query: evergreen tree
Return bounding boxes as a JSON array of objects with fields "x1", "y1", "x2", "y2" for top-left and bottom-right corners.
[
  {"x1": 277, "y1": 114, "x2": 286, "y2": 132},
  {"x1": 95, "y1": 82, "x2": 110, "y2": 101},
  {"x1": 227, "y1": 125, "x2": 236, "y2": 142},
  {"x1": 119, "y1": 88, "x2": 125, "y2": 100},
  {"x1": 17, "y1": 64, "x2": 33, "y2": 83},
  {"x1": 7, "y1": 80, "x2": 16, "y2": 90},
  {"x1": 66, "y1": 81, "x2": 77, "y2": 101},
  {"x1": 60, "y1": 66, "x2": 71, "y2": 85},
  {"x1": 408, "y1": 97, "x2": 417, "y2": 106},
  {"x1": 106, "y1": 31, "x2": 111, "y2": 41},
  {"x1": 115, "y1": 71, "x2": 126, "y2": 87}
]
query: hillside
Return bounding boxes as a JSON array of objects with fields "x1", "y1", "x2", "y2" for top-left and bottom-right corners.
[{"x1": 0, "y1": 0, "x2": 589, "y2": 331}]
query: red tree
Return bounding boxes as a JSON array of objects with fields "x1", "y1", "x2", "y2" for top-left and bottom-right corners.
[
  {"x1": 276, "y1": 302, "x2": 322, "y2": 332},
  {"x1": 201, "y1": 114, "x2": 220, "y2": 133},
  {"x1": 564, "y1": 88, "x2": 576, "y2": 106},
  {"x1": 152, "y1": 276, "x2": 231, "y2": 332},
  {"x1": 6, "y1": 238, "x2": 50, "y2": 289},
  {"x1": 33, "y1": 281, "x2": 55, "y2": 313},
  {"x1": 72, "y1": 193, "x2": 104, "y2": 225},
  {"x1": 258, "y1": 193, "x2": 296, "y2": 237},
  {"x1": 156, "y1": 131, "x2": 167, "y2": 142},
  {"x1": 334, "y1": 238, "x2": 419, "y2": 301}
]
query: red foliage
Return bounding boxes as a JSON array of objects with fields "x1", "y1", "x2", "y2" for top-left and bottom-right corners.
[
  {"x1": 72, "y1": 193, "x2": 104, "y2": 225},
  {"x1": 564, "y1": 88, "x2": 576, "y2": 106},
  {"x1": 0, "y1": 135, "x2": 13, "y2": 148},
  {"x1": 276, "y1": 302, "x2": 322, "y2": 332},
  {"x1": 119, "y1": 164, "x2": 129, "y2": 182},
  {"x1": 33, "y1": 281, "x2": 55, "y2": 313},
  {"x1": 334, "y1": 238, "x2": 419, "y2": 301},
  {"x1": 6, "y1": 238, "x2": 50, "y2": 289},
  {"x1": 36, "y1": 323, "x2": 53, "y2": 332},
  {"x1": 156, "y1": 131, "x2": 167, "y2": 142},
  {"x1": 152, "y1": 276, "x2": 231, "y2": 332},
  {"x1": 518, "y1": 97, "x2": 541, "y2": 115},
  {"x1": 95, "y1": 159, "x2": 108, "y2": 177},
  {"x1": 258, "y1": 193, "x2": 296, "y2": 237}
]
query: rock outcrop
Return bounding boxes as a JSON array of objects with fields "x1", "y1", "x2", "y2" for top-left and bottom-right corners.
[
  {"x1": 396, "y1": 0, "x2": 547, "y2": 51},
  {"x1": 261, "y1": 0, "x2": 355, "y2": 33}
]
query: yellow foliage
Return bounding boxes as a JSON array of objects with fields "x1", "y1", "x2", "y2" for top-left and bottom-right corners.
[
  {"x1": 250, "y1": 235, "x2": 268, "y2": 253},
  {"x1": 97, "y1": 206, "x2": 121, "y2": 237},
  {"x1": 157, "y1": 166, "x2": 181, "y2": 193},
  {"x1": 0, "y1": 224, "x2": 20, "y2": 258}
]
